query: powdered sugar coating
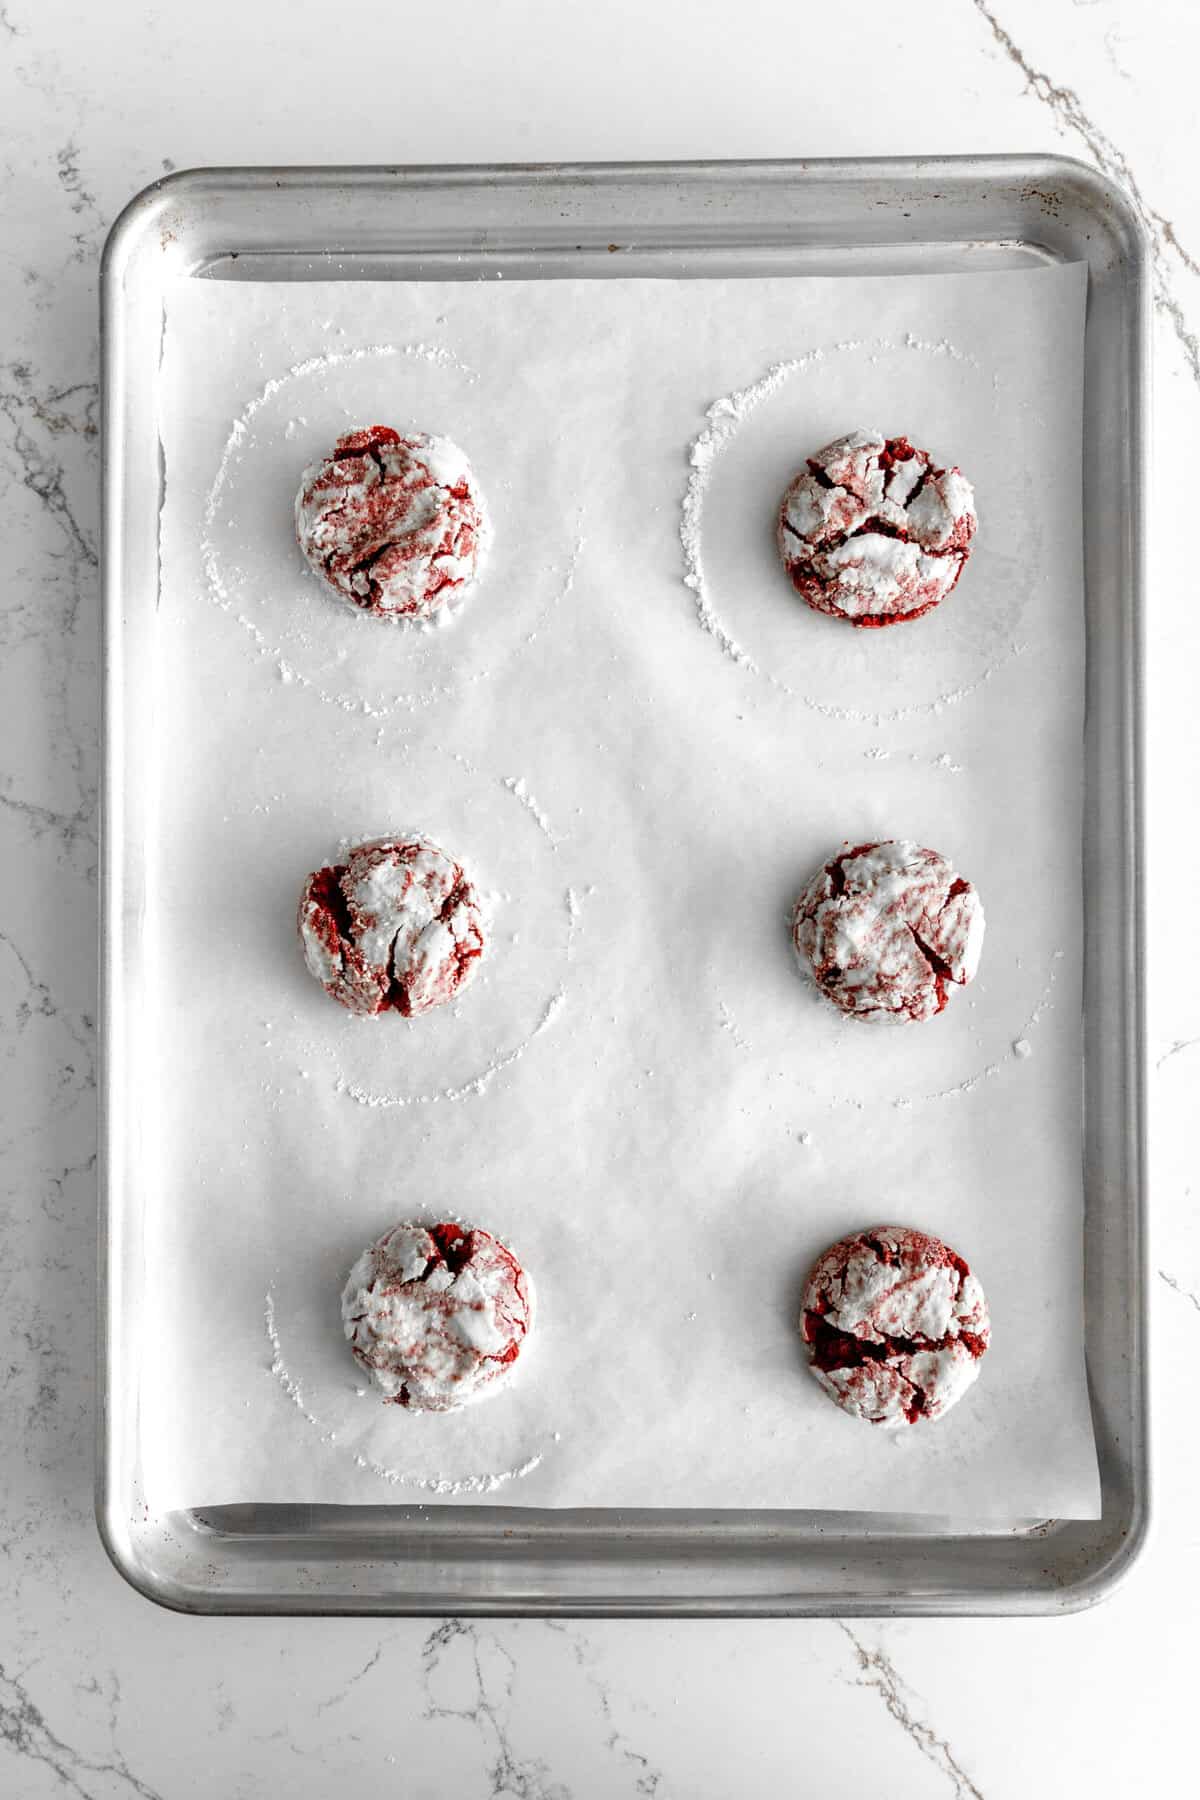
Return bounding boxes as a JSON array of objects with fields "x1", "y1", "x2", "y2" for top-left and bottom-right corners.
[
  {"x1": 299, "y1": 835, "x2": 486, "y2": 1018},
  {"x1": 777, "y1": 430, "x2": 976, "y2": 626},
  {"x1": 800, "y1": 1224, "x2": 990, "y2": 1428},
  {"x1": 793, "y1": 839, "x2": 984, "y2": 1024},
  {"x1": 295, "y1": 425, "x2": 489, "y2": 621},
  {"x1": 342, "y1": 1221, "x2": 534, "y2": 1412}
]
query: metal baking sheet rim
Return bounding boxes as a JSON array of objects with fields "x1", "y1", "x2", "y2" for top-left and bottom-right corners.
[{"x1": 98, "y1": 156, "x2": 1149, "y2": 1617}]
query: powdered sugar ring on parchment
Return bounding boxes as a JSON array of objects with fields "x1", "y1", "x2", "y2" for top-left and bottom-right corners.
[
  {"x1": 716, "y1": 949, "x2": 1063, "y2": 1113},
  {"x1": 201, "y1": 342, "x2": 582, "y2": 716},
  {"x1": 334, "y1": 986, "x2": 569, "y2": 1111},
  {"x1": 265, "y1": 1289, "x2": 545, "y2": 1495},
  {"x1": 309, "y1": 761, "x2": 591, "y2": 1110},
  {"x1": 888, "y1": 950, "x2": 1064, "y2": 1110},
  {"x1": 680, "y1": 334, "x2": 1028, "y2": 724}
]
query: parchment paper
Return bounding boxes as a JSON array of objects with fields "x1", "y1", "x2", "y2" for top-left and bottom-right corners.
[{"x1": 145, "y1": 262, "x2": 1099, "y2": 1518}]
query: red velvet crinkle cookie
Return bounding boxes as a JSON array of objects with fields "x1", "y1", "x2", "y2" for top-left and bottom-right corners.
[
  {"x1": 800, "y1": 1225, "x2": 990, "y2": 1428},
  {"x1": 342, "y1": 1220, "x2": 534, "y2": 1412},
  {"x1": 793, "y1": 839, "x2": 984, "y2": 1024},
  {"x1": 295, "y1": 425, "x2": 489, "y2": 621},
  {"x1": 777, "y1": 430, "x2": 976, "y2": 626},
  {"x1": 298, "y1": 835, "x2": 486, "y2": 1018}
]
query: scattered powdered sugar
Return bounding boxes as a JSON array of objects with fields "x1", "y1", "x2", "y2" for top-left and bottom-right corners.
[
  {"x1": 503, "y1": 776, "x2": 560, "y2": 847},
  {"x1": 900, "y1": 331, "x2": 981, "y2": 366},
  {"x1": 718, "y1": 1000, "x2": 750, "y2": 1051},
  {"x1": 864, "y1": 747, "x2": 965, "y2": 773},
  {"x1": 248, "y1": 791, "x2": 288, "y2": 816},
  {"x1": 264, "y1": 1288, "x2": 544, "y2": 1496},
  {"x1": 1026, "y1": 949, "x2": 1065, "y2": 1028},
  {"x1": 564, "y1": 884, "x2": 595, "y2": 962}
]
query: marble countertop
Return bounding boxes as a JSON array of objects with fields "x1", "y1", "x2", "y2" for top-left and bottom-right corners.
[{"x1": 1, "y1": 1, "x2": 1194, "y2": 1792}]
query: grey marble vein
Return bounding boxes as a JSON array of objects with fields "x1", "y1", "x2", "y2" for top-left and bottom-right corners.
[
  {"x1": 1103, "y1": 25, "x2": 1134, "y2": 83},
  {"x1": 544, "y1": 1624, "x2": 664, "y2": 1796},
  {"x1": 971, "y1": 0, "x2": 1200, "y2": 384},
  {"x1": 0, "y1": 366, "x2": 98, "y2": 574},
  {"x1": 212, "y1": 1682, "x2": 236, "y2": 1735},
  {"x1": 0, "y1": 1659, "x2": 166, "y2": 1800},
  {"x1": 0, "y1": 933, "x2": 93, "y2": 1055},
  {"x1": 422, "y1": 1620, "x2": 571, "y2": 1799},
  {"x1": 0, "y1": 787, "x2": 95, "y2": 857},
  {"x1": 1159, "y1": 1269, "x2": 1200, "y2": 1315},
  {"x1": 55, "y1": 139, "x2": 105, "y2": 265},
  {"x1": 41, "y1": 1148, "x2": 95, "y2": 1227},
  {"x1": 56, "y1": 142, "x2": 96, "y2": 216},
  {"x1": 315, "y1": 1641, "x2": 385, "y2": 1713},
  {"x1": 0, "y1": 360, "x2": 101, "y2": 894},
  {"x1": 839, "y1": 1625, "x2": 985, "y2": 1800},
  {"x1": 0, "y1": 923, "x2": 94, "y2": 1159}
]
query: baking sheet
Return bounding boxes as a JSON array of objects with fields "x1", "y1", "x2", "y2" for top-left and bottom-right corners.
[{"x1": 146, "y1": 263, "x2": 1099, "y2": 1518}]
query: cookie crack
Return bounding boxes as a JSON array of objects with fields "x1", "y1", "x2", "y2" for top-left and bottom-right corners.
[
  {"x1": 824, "y1": 843, "x2": 880, "y2": 898},
  {"x1": 428, "y1": 1222, "x2": 473, "y2": 1275},
  {"x1": 808, "y1": 504, "x2": 962, "y2": 561},
  {"x1": 383, "y1": 927, "x2": 416, "y2": 1015},
  {"x1": 809, "y1": 1320, "x2": 941, "y2": 1414},
  {"x1": 908, "y1": 923, "x2": 956, "y2": 986},
  {"x1": 916, "y1": 542, "x2": 965, "y2": 563},
  {"x1": 434, "y1": 875, "x2": 485, "y2": 986},
  {"x1": 901, "y1": 1376, "x2": 928, "y2": 1422},
  {"x1": 328, "y1": 439, "x2": 387, "y2": 472},
  {"x1": 792, "y1": 444, "x2": 953, "y2": 557},
  {"x1": 807, "y1": 1314, "x2": 948, "y2": 1367},
  {"x1": 791, "y1": 507, "x2": 898, "y2": 559},
  {"x1": 346, "y1": 537, "x2": 401, "y2": 606},
  {"x1": 806, "y1": 1310, "x2": 977, "y2": 1417},
  {"x1": 438, "y1": 873, "x2": 471, "y2": 924},
  {"x1": 899, "y1": 461, "x2": 931, "y2": 506},
  {"x1": 846, "y1": 515, "x2": 905, "y2": 543}
]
